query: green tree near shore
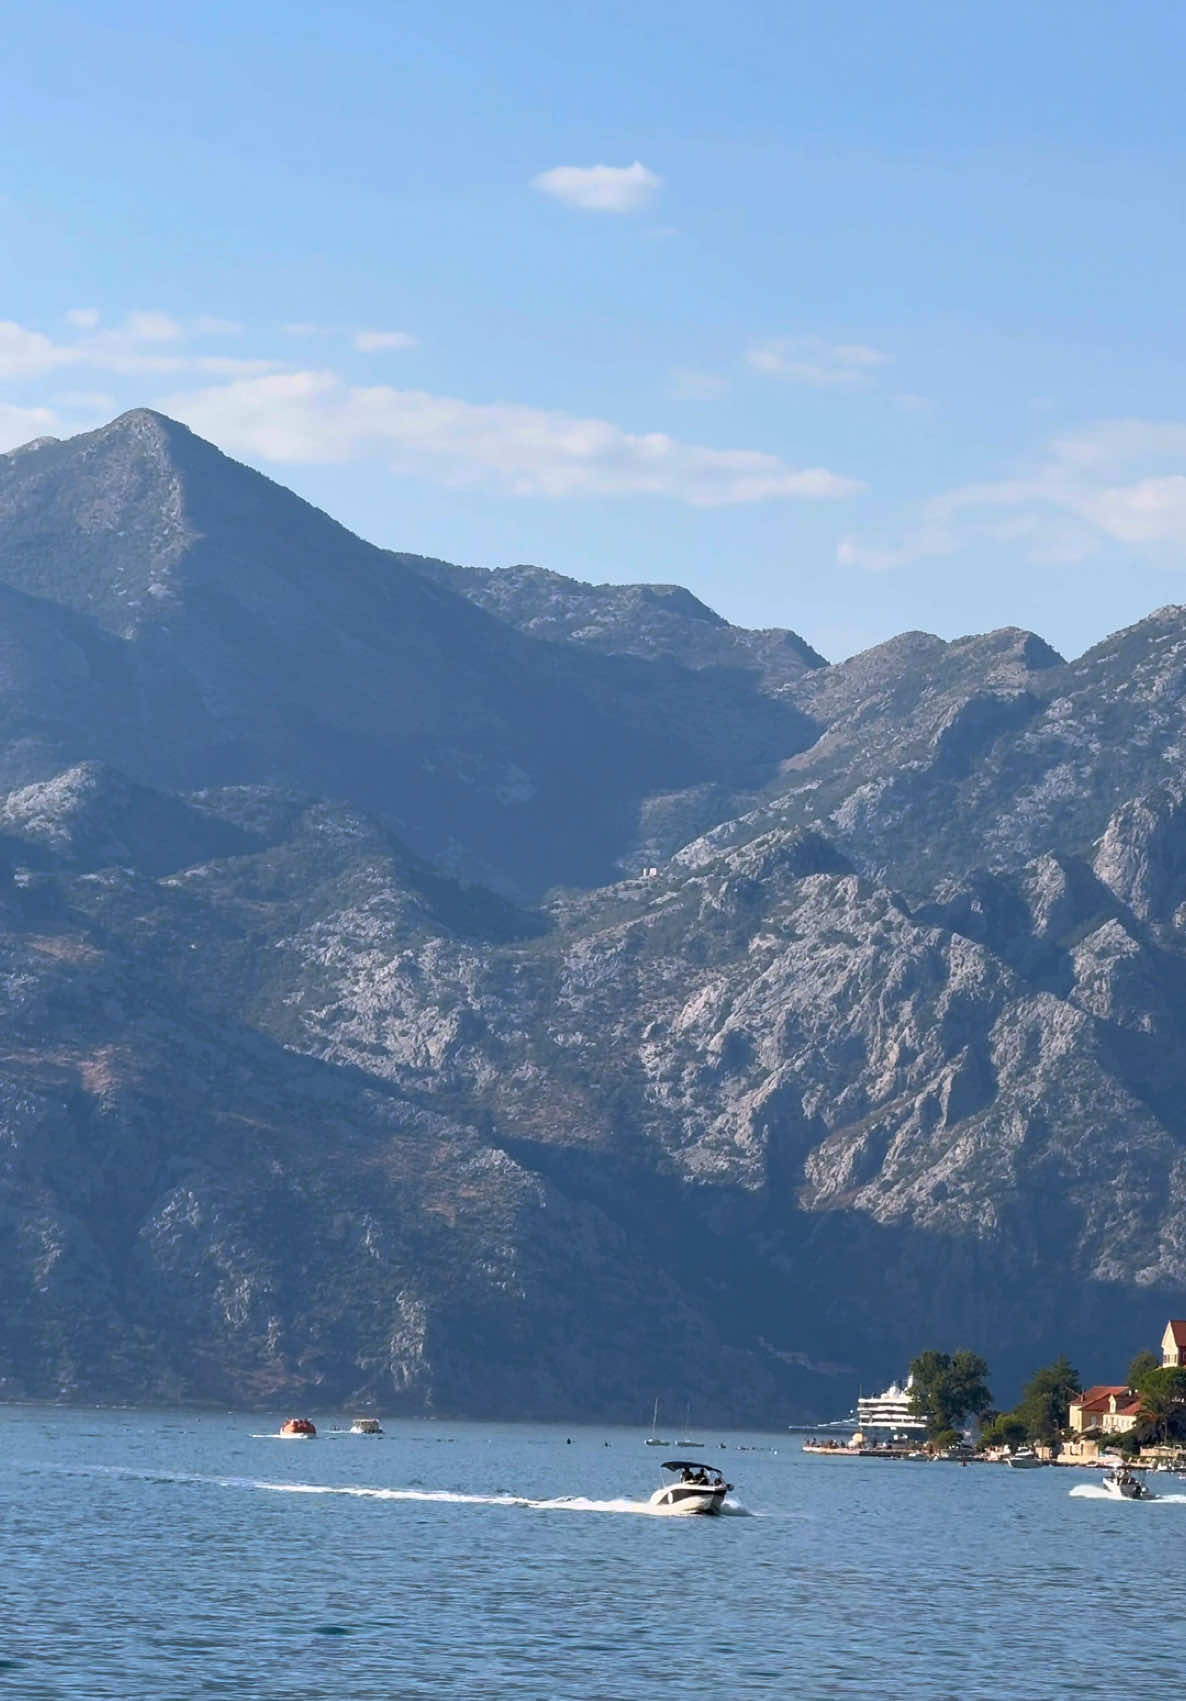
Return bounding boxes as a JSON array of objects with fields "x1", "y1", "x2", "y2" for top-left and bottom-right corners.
[
  {"x1": 908, "y1": 1350, "x2": 993, "y2": 1439},
  {"x1": 1015, "y1": 1356, "x2": 1081, "y2": 1445},
  {"x1": 979, "y1": 1412, "x2": 1028, "y2": 1452},
  {"x1": 1134, "y1": 1366, "x2": 1186, "y2": 1444},
  {"x1": 976, "y1": 1358, "x2": 1080, "y2": 1452}
]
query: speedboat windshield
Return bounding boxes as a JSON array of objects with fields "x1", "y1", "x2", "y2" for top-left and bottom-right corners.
[{"x1": 661, "y1": 1460, "x2": 724, "y2": 1484}]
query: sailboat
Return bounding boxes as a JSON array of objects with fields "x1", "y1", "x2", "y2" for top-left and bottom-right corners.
[
  {"x1": 675, "y1": 1400, "x2": 704, "y2": 1448},
  {"x1": 645, "y1": 1397, "x2": 671, "y2": 1446}
]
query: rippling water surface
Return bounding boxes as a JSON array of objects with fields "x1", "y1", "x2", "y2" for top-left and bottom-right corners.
[{"x1": 2, "y1": 1408, "x2": 1182, "y2": 1698}]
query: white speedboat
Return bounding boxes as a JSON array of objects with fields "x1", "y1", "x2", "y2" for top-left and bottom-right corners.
[
  {"x1": 649, "y1": 1460, "x2": 732, "y2": 1515},
  {"x1": 1100, "y1": 1466, "x2": 1154, "y2": 1501},
  {"x1": 349, "y1": 1417, "x2": 383, "y2": 1435},
  {"x1": 1007, "y1": 1448, "x2": 1045, "y2": 1469}
]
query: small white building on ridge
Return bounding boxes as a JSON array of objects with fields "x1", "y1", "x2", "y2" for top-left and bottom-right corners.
[{"x1": 1161, "y1": 1320, "x2": 1186, "y2": 1368}]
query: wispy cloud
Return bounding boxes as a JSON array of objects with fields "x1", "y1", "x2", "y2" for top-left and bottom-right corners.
[
  {"x1": 159, "y1": 370, "x2": 860, "y2": 506},
  {"x1": 0, "y1": 401, "x2": 62, "y2": 452},
  {"x1": 531, "y1": 161, "x2": 661, "y2": 213},
  {"x1": 839, "y1": 418, "x2": 1186, "y2": 571},
  {"x1": 747, "y1": 336, "x2": 889, "y2": 388},
  {"x1": 668, "y1": 368, "x2": 729, "y2": 401},
  {"x1": 0, "y1": 323, "x2": 72, "y2": 380},
  {"x1": 354, "y1": 330, "x2": 416, "y2": 352},
  {"x1": 65, "y1": 308, "x2": 100, "y2": 329},
  {"x1": 0, "y1": 309, "x2": 858, "y2": 510},
  {"x1": 52, "y1": 389, "x2": 117, "y2": 412},
  {"x1": 121, "y1": 310, "x2": 183, "y2": 343},
  {"x1": 0, "y1": 314, "x2": 283, "y2": 381}
]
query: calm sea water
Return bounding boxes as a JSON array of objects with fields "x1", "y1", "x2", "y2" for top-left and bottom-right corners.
[{"x1": 1, "y1": 1407, "x2": 1182, "y2": 1699}]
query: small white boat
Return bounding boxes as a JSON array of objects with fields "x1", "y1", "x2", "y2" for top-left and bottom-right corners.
[
  {"x1": 349, "y1": 1417, "x2": 383, "y2": 1435},
  {"x1": 649, "y1": 1460, "x2": 732, "y2": 1515},
  {"x1": 1099, "y1": 1466, "x2": 1154, "y2": 1501},
  {"x1": 1007, "y1": 1448, "x2": 1045, "y2": 1469}
]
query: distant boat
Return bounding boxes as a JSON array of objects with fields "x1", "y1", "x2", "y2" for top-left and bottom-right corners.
[
  {"x1": 349, "y1": 1417, "x2": 383, "y2": 1435},
  {"x1": 1006, "y1": 1448, "x2": 1045, "y2": 1469},
  {"x1": 279, "y1": 1417, "x2": 317, "y2": 1438},
  {"x1": 645, "y1": 1396, "x2": 671, "y2": 1446}
]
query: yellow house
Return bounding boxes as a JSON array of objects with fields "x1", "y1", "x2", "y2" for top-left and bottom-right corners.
[
  {"x1": 1067, "y1": 1386, "x2": 1142, "y2": 1434},
  {"x1": 1162, "y1": 1320, "x2": 1186, "y2": 1368}
]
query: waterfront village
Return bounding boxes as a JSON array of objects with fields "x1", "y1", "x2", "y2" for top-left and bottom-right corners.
[{"x1": 802, "y1": 1319, "x2": 1186, "y2": 1469}]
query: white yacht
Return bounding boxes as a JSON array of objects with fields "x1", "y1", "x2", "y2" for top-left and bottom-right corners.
[
  {"x1": 649, "y1": 1460, "x2": 732, "y2": 1515},
  {"x1": 349, "y1": 1417, "x2": 383, "y2": 1435},
  {"x1": 856, "y1": 1376, "x2": 929, "y2": 1440},
  {"x1": 1006, "y1": 1448, "x2": 1045, "y2": 1469}
]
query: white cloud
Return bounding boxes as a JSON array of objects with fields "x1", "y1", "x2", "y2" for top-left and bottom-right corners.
[
  {"x1": 836, "y1": 538, "x2": 911, "y2": 574},
  {"x1": 282, "y1": 322, "x2": 324, "y2": 336},
  {"x1": 158, "y1": 370, "x2": 860, "y2": 506},
  {"x1": 668, "y1": 368, "x2": 729, "y2": 401},
  {"x1": 0, "y1": 401, "x2": 62, "y2": 452},
  {"x1": 52, "y1": 389, "x2": 117, "y2": 412},
  {"x1": 65, "y1": 308, "x2": 100, "y2": 329},
  {"x1": 840, "y1": 417, "x2": 1186, "y2": 572},
  {"x1": 354, "y1": 330, "x2": 416, "y2": 352},
  {"x1": 193, "y1": 315, "x2": 244, "y2": 336},
  {"x1": 122, "y1": 310, "x2": 183, "y2": 343},
  {"x1": 747, "y1": 336, "x2": 889, "y2": 388},
  {"x1": 0, "y1": 322, "x2": 74, "y2": 379},
  {"x1": 191, "y1": 356, "x2": 282, "y2": 377},
  {"x1": 0, "y1": 315, "x2": 284, "y2": 381},
  {"x1": 531, "y1": 161, "x2": 661, "y2": 213}
]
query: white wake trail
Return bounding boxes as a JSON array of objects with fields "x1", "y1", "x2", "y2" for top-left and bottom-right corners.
[{"x1": 31, "y1": 1462, "x2": 752, "y2": 1517}]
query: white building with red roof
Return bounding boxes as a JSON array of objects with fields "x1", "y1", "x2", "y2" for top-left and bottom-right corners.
[{"x1": 1161, "y1": 1320, "x2": 1186, "y2": 1368}]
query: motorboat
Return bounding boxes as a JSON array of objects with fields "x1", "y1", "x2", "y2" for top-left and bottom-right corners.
[
  {"x1": 349, "y1": 1417, "x2": 383, "y2": 1435},
  {"x1": 649, "y1": 1460, "x2": 732, "y2": 1515},
  {"x1": 279, "y1": 1417, "x2": 317, "y2": 1438},
  {"x1": 1099, "y1": 1466, "x2": 1153, "y2": 1501},
  {"x1": 1006, "y1": 1448, "x2": 1045, "y2": 1469}
]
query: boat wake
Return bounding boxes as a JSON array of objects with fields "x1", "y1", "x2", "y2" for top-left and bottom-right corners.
[{"x1": 31, "y1": 1463, "x2": 752, "y2": 1518}]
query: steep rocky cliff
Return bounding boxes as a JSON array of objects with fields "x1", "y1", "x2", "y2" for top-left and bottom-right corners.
[{"x1": 2, "y1": 412, "x2": 1185, "y2": 1420}]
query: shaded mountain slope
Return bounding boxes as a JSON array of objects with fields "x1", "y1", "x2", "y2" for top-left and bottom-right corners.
[{"x1": 0, "y1": 413, "x2": 819, "y2": 899}]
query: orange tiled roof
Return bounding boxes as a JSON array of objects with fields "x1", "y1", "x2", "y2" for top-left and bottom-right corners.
[{"x1": 1074, "y1": 1385, "x2": 1128, "y2": 1408}]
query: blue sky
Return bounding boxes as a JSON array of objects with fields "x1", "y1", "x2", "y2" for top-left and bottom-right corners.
[{"x1": 3, "y1": 0, "x2": 1186, "y2": 659}]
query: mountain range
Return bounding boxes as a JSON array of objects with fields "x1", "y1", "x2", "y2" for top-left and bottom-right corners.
[{"x1": 2, "y1": 409, "x2": 1184, "y2": 1421}]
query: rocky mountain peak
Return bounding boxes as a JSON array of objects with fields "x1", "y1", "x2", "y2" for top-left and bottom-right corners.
[{"x1": 404, "y1": 553, "x2": 825, "y2": 687}]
